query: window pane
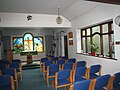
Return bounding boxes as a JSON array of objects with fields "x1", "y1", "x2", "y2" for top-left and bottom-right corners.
[
  {"x1": 24, "y1": 33, "x2": 33, "y2": 51},
  {"x1": 87, "y1": 37, "x2": 91, "y2": 53},
  {"x1": 92, "y1": 26, "x2": 100, "y2": 34},
  {"x1": 82, "y1": 30, "x2": 85, "y2": 36},
  {"x1": 87, "y1": 28, "x2": 90, "y2": 36},
  {"x1": 92, "y1": 35, "x2": 100, "y2": 54},
  {"x1": 103, "y1": 35, "x2": 109, "y2": 56},
  {"x1": 82, "y1": 38, "x2": 86, "y2": 53},
  {"x1": 34, "y1": 37, "x2": 44, "y2": 52},
  {"x1": 13, "y1": 37, "x2": 23, "y2": 53},
  {"x1": 102, "y1": 24, "x2": 108, "y2": 33},
  {"x1": 111, "y1": 34, "x2": 115, "y2": 58}
]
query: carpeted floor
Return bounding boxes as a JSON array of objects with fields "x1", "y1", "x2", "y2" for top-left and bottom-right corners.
[
  {"x1": 18, "y1": 69, "x2": 69, "y2": 90},
  {"x1": 18, "y1": 69, "x2": 49, "y2": 90}
]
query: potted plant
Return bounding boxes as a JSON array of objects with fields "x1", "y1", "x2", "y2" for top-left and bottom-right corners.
[
  {"x1": 90, "y1": 43, "x2": 99, "y2": 56},
  {"x1": 108, "y1": 50, "x2": 115, "y2": 58},
  {"x1": 27, "y1": 52, "x2": 33, "y2": 64}
]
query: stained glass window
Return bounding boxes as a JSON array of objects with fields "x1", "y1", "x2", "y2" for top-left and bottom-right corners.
[
  {"x1": 24, "y1": 33, "x2": 33, "y2": 51},
  {"x1": 13, "y1": 33, "x2": 44, "y2": 53},
  {"x1": 13, "y1": 37, "x2": 23, "y2": 53},
  {"x1": 34, "y1": 37, "x2": 43, "y2": 52}
]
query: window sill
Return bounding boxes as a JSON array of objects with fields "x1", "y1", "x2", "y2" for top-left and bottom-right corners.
[{"x1": 77, "y1": 53, "x2": 117, "y2": 61}]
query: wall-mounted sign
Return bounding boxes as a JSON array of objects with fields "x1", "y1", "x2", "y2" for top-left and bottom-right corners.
[{"x1": 68, "y1": 32, "x2": 73, "y2": 45}]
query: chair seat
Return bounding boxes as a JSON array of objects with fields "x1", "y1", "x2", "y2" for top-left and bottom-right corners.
[
  {"x1": 90, "y1": 73, "x2": 99, "y2": 79},
  {"x1": 49, "y1": 70, "x2": 59, "y2": 76},
  {"x1": 1, "y1": 87, "x2": 12, "y2": 90},
  {"x1": 58, "y1": 79, "x2": 71, "y2": 86},
  {"x1": 95, "y1": 87, "x2": 106, "y2": 90},
  {"x1": 113, "y1": 84, "x2": 120, "y2": 90},
  {"x1": 75, "y1": 77, "x2": 86, "y2": 82}
]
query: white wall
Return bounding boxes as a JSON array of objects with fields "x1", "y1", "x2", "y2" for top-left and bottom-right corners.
[
  {"x1": 0, "y1": 12, "x2": 71, "y2": 28},
  {"x1": 68, "y1": 4, "x2": 120, "y2": 75}
]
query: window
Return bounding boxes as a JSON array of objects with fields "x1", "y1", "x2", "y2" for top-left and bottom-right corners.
[
  {"x1": 13, "y1": 33, "x2": 44, "y2": 53},
  {"x1": 24, "y1": 33, "x2": 34, "y2": 51},
  {"x1": 81, "y1": 21, "x2": 114, "y2": 58}
]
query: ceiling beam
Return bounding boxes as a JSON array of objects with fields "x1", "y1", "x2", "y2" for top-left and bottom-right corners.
[{"x1": 86, "y1": 0, "x2": 120, "y2": 5}]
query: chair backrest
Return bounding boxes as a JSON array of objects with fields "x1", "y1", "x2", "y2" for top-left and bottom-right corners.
[
  {"x1": 57, "y1": 70, "x2": 72, "y2": 80},
  {"x1": 48, "y1": 64, "x2": 59, "y2": 76},
  {"x1": 76, "y1": 61, "x2": 86, "y2": 68},
  {"x1": 1, "y1": 68, "x2": 17, "y2": 80},
  {"x1": 68, "y1": 58, "x2": 76, "y2": 63},
  {"x1": 61, "y1": 56, "x2": 68, "y2": 60},
  {"x1": 72, "y1": 80, "x2": 91, "y2": 90},
  {"x1": 52, "y1": 57, "x2": 58, "y2": 61},
  {"x1": 40, "y1": 58, "x2": 48, "y2": 62},
  {"x1": 0, "y1": 63, "x2": 7, "y2": 69},
  {"x1": 114, "y1": 72, "x2": 120, "y2": 85},
  {"x1": 0, "y1": 60, "x2": 9, "y2": 64},
  {"x1": 10, "y1": 62, "x2": 20, "y2": 68},
  {"x1": 95, "y1": 74, "x2": 110, "y2": 90},
  {"x1": 73, "y1": 67, "x2": 87, "y2": 81},
  {"x1": 0, "y1": 75, "x2": 14, "y2": 90},
  {"x1": 62, "y1": 62, "x2": 73, "y2": 70},
  {"x1": 57, "y1": 59, "x2": 65, "y2": 65},
  {"x1": 44, "y1": 60, "x2": 53, "y2": 66},
  {"x1": 12, "y1": 59, "x2": 21, "y2": 63},
  {"x1": 90, "y1": 64, "x2": 101, "y2": 74}
]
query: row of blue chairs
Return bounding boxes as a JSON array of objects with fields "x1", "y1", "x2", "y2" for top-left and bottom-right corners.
[
  {"x1": 52, "y1": 67, "x2": 120, "y2": 90},
  {"x1": 0, "y1": 59, "x2": 22, "y2": 81},
  {"x1": 51, "y1": 69, "x2": 112, "y2": 90},
  {"x1": 70, "y1": 71, "x2": 120, "y2": 90},
  {"x1": 48, "y1": 64, "x2": 101, "y2": 90},
  {"x1": 45, "y1": 63, "x2": 101, "y2": 88}
]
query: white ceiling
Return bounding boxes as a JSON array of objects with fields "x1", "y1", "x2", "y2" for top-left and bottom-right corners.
[{"x1": 0, "y1": 0, "x2": 102, "y2": 20}]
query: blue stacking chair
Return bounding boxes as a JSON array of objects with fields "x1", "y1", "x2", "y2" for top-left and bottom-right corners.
[
  {"x1": 0, "y1": 60, "x2": 9, "y2": 69},
  {"x1": 10, "y1": 62, "x2": 22, "y2": 81},
  {"x1": 46, "y1": 64, "x2": 59, "y2": 87},
  {"x1": 56, "y1": 59, "x2": 65, "y2": 70},
  {"x1": 12, "y1": 59, "x2": 21, "y2": 63},
  {"x1": 62, "y1": 62, "x2": 74, "y2": 70},
  {"x1": 113, "y1": 72, "x2": 120, "y2": 90},
  {"x1": 1, "y1": 68, "x2": 18, "y2": 90},
  {"x1": 52, "y1": 57, "x2": 58, "y2": 64},
  {"x1": 59, "y1": 56, "x2": 68, "y2": 60},
  {"x1": 0, "y1": 63, "x2": 7, "y2": 69},
  {"x1": 53, "y1": 70, "x2": 72, "y2": 90},
  {"x1": 70, "y1": 80, "x2": 91, "y2": 90},
  {"x1": 0, "y1": 75, "x2": 15, "y2": 90},
  {"x1": 94, "y1": 74, "x2": 110, "y2": 90},
  {"x1": 76, "y1": 61, "x2": 86, "y2": 68},
  {"x1": 73, "y1": 67, "x2": 88, "y2": 83},
  {"x1": 89, "y1": 64, "x2": 102, "y2": 79},
  {"x1": 68, "y1": 58, "x2": 76, "y2": 64},
  {"x1": 40, "y1": 58, "x2": 48, "y2": 71},
  {"x1": 43, "y1": 60, "x2": 53, "y2": 78}
]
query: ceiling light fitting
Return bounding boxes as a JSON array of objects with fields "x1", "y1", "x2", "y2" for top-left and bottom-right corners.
[{"x1": 56, "y1": 6, "x2": 63, "y2": 24}]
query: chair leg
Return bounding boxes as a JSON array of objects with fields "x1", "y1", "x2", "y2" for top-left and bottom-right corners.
[
  {"x1": 16, "y1": 81, "x2": 18, "y2": 90},
  {"x1": 14, "y1": 80, "x2": 18, "y2": 90},
  {"x1": 64, "y1": 86, "x2": 66, "y2": 90},
  {"x1": 52, "y1": 80, "x2": 54, "y2": 90},
  {"x1": 46, "y1": 77, "x2": 49, "y2": 87},
  {"x1": 20, "y1": 73, "x2": 22, "y2": 81}
]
